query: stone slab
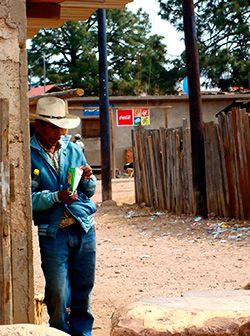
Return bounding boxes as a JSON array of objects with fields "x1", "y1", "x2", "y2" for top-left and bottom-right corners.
[
  {"x1": 0, "y1": 324, "x2": 69, "y2": 336},
  {"x1": 111, "y1": 290, "x2": 250, "y2": 336}
]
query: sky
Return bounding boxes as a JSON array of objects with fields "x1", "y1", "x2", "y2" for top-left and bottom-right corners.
[
  {"x1": 126, "y1": 0, "x2": 184, "y2": 58},
  {"x1": 126, "y1": 0, "x2": 210, "y2": 91}
]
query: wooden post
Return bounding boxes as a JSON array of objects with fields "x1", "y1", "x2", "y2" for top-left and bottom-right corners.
[
  {"x1": 182, "y1": 0, "x2": 207, "y2": 216},
  {"x1": 0, "y1": 99, "x2": 13, "y2": 324}
]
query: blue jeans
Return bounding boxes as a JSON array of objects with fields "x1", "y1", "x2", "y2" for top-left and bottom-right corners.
[{"x1": 39, "y1": 225, "x2": 96, "y2": 336}]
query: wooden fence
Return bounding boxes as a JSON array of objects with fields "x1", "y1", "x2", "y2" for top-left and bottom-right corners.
[{"x1": 132, "y1": 107, "x2": 250, "y2": 219}]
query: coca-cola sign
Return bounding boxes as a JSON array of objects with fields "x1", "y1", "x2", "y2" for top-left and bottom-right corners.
[
  {"x1": 116, "y1": 108, "x2": 150, "y2": 126},
  {"x1": 117, "y1": 109, "x2": 133, "y2": 126}
]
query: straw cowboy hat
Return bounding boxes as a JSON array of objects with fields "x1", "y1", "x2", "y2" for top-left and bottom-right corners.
[{"x1": 31, "y1": 96, "x2": 80, "y2": 129}]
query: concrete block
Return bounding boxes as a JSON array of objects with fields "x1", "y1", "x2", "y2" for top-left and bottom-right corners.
[
  {"x1": 111, "y1": 290, "x2": 250, "y2": 336},
  {"x1": 0, "y1": 324, "x2": 69, "y2": 336}
]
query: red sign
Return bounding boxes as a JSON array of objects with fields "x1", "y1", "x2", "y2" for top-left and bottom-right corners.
[
  {"x1": 117, "y1": 109, "x2": 133, "y2": 126},
  {"x1": 141, "y1": 108, "x2": 149, "y2": 116}
]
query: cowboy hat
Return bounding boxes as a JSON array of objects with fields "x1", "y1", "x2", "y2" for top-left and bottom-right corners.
[
  {"x1": 74, "y1": 133, "x2": 82, "y2": 140},
  {"x1": 31, "y1": 96, "x2": 80, "y2": 129}
]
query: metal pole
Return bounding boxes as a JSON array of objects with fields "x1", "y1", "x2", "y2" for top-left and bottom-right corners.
[
  {"x1": 97, "y1": 8, "x2": 112, "y2": 201},
  {"x1": 182, "y1": 0, "x2": 207, "y2": 216}
]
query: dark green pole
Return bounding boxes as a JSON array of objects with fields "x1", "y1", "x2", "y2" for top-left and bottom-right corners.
[{"x1": 97, "y1": 8, "x2": 112, "y2": 201}]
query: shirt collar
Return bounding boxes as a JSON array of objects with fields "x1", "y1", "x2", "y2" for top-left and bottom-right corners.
[{"x1": 38, "y1": 140, "x2": 61, "y2": 154}]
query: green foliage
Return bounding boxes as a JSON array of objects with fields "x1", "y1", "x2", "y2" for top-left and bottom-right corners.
[
  {"x1": 158, "y1": 0, "x2": 250, "y2": 89},
  {"x1": 28, "y1": 8, "x2": 178, "y2": 95},
  {"x1": 28, "y1": 20, "x2": 99, "y2": 95}
]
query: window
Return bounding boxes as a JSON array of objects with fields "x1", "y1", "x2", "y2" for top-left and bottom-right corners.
[{"x1": 82, "y1": 117, "x2": 100, "y2": 138}]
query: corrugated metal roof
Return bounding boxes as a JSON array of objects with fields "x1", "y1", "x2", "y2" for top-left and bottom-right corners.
[{"x1": 28, "y1": 84, "x2": 62, "y2": 97}]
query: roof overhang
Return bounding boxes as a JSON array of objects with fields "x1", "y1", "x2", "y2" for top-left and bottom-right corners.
[{"x1": 26, "y1": 0, "x2": 133, "y2": 38}]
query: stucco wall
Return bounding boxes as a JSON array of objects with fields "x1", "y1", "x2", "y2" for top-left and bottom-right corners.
[
  {"x1": 0, "y1": 1, "x2": 34, "y2": 323},
  {"x1": 167, "y1": 98, "x2": 233, "y2": 128}
]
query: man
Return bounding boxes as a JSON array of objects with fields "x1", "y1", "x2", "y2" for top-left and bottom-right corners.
[
  {"x1": 30, "y1": 96, "x2": 97, "y2": 336},
  {"x1": 73, "y1": 133, "x2": 85, "y2": 153}
]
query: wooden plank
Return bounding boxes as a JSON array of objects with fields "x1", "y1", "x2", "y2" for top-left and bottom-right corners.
[
  {"x1": 204, "y1": 123, "x2": 212, "y2": 214},
  {"x1": 157, "y1": 130, "x2": 165, "y2": 209},
  {"x1": 137, "y1": 128, "x2": 149, "y2": 205},
  {"x1": 212, "y1": 123, "x2": 221, "y2": 215},
  {"x1": 215, "y1": 123, "x2": 229, "y2": 217},
  {"x1": 218, "y1": 113, "x2": 233, "y2": 216},
  {"x1": 147, "y1": 133, "x2": 158, "y2": 208},
  {"x1": 242, "y1": 110, "x2": 250, "y2": 218},
  {"x1": 230, "y1": 109, "x2": 244, "y2": 218},
  {"x1": 153, "y1": 130, "x2": 165, "y2": 209},
  {"x1": 27, "y1": 0, "x2": 132, "y2": 37},
  {"x1": 172, "y1": 130, "x2": 177, "y2": 212},
  {"x1": 143, "y1": 130, "x2": 153, "y2": 207},
  {"x1": 159, "y1": 128, "x2": 168, "y2": 209},
  {"x1": 168, "y1": 129, "x2": 176, "y2": 212},
  {"x1": 168, "y1": 129, "x2": 174, "y2": 211},
  {"x1": 234, "y1": 108, "x2": 244, "y2": 218},
  {"x1": 205, "y1": 122, "x2": 219, "y2": 215},
  {"x1": 138, "y1": 129, "x2": 145, "y2": 204},
  {"x1": 0, "y1": 99, "x2": 12, "y2": 324},
  {"x1": 174, "y1": 129, "x2": 178, "y2": 212},
  {"x1": 27, "y1": 3, "x2": 61, "y2": 18},
  {"x1": 175, "y1": 128, "x2": 182, "y2": 214},
  {"x1": 182, "y1": 124, "x2": 188, "y2": 213},
  {"x1": 219, "y1": 112, "x2": 238, "y2": 217},
  {"x1": 214, "y1": 123, "x2": 227, "y2": 216},
  {"x1": 236, "y1": 108, "x2": 250, "y2": 218},
  {"x1": 165, "y1": 129, "x2": 171, "y2": 211},
  {"x1": 131, "y1": 130, "x2": 138, "y2": 202},
  {"x1": 132, "y1": 129, "x2": 141, "y2": 204},
  {"x1": 182, "y1": 121, "x2": 193, "y2": 213}
]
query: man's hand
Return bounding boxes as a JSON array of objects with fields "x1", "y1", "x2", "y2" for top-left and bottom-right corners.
[
  {"x1": 58, "y1": 190, "x2": 77, "y2": 204},
  {"x1": 81, "y1": 165, "x2": 93, "y2": 180}
]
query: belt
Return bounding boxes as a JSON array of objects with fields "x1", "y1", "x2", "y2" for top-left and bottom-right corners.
[{"x1": 59, "y1": 216, "x2": 77, "y2": 229}]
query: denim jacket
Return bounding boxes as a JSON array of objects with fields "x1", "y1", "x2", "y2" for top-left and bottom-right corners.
[{"x1": 30, "y1": 135, "x2": 97, "y2": 238}]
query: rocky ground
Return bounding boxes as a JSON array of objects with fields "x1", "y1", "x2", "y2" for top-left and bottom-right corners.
[{"x1": 33, "y1": 178, "x2": 250, "y2": 336}]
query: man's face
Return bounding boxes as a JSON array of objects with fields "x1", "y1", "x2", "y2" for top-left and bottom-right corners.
[{"x1": 35, "y1": 120, "x2": 65, "y2": 149}]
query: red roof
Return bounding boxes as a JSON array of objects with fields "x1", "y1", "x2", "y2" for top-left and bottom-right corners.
[{"x1": 28, "y1": 84, "x2": 62, "y2": 97}]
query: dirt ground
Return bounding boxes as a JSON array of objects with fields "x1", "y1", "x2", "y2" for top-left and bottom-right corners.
[{"x1": 33, "y1": 178, "x2": 250, "y2": 336}]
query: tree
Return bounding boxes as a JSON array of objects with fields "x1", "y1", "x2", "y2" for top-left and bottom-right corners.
[
  {"x1": 28, "y1": 8, "x2": 177, "y2": 95},
  {"x1": 158, "y1": 0, "x2": 250, "y2": 90},
  {"x1": 28, "y1": 20, "x2": 99, "y2": 95}
]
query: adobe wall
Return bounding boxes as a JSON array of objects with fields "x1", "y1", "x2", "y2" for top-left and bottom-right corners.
[
  {"x1": 0, "y1": 1, "x2": 34, "y2": 323},
  {"x1": 167, "y1": 97, "x2": 231, "y2": 128}
]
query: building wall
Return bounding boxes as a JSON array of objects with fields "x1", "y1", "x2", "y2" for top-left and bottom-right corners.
[
  {"x1": 69, "y1": 95, "x2": 249, "y2": 172},
  {"x1": 167, "y1": 98, "x2": 231, "y2": 128},
  {"x1": 0, "y1": 1, "x2": 34, "y2": 323}
]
